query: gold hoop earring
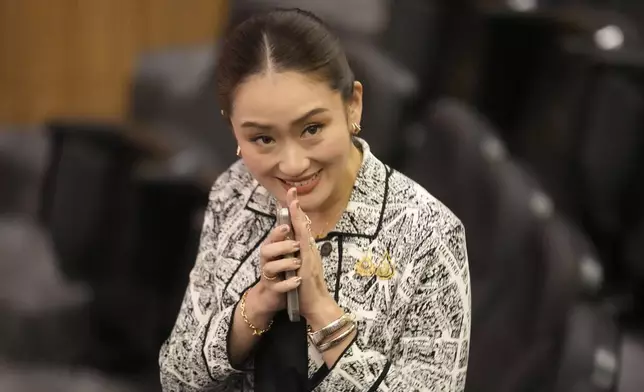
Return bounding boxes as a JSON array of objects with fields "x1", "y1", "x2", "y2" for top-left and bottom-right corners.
[
  {"x1": 236, "y1": 146, "x2": 241, "y2": 157},
  {"x1": 352, "y1": 122, "x2": 362, "y2": 134}
]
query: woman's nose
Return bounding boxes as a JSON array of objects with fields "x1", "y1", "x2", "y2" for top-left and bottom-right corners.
[{"x1": 278, "y1": 146, "x2": 310, "y2": 178}]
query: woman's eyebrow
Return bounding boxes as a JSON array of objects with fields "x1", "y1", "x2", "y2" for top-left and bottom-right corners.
[
  {"x1": 290, "y1": 107, "x2": 329, "y2": 125},
  {"x1": 240, "y1": 107, "x2": 329, "y2": 130}
]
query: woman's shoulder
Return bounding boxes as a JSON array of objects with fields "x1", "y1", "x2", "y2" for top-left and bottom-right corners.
[
  {"x1": 207, "y1": 159, "x2": 256, "y2": 207},
  {"x1": 385, "y1": 169, "x2": 468, "y2": 269},
  {"x1": 387, "y1": 168, "x2": 463, "y2": 231},
  {"x1": 360, "y1": 142, "x2": 462, "y2": 231}
]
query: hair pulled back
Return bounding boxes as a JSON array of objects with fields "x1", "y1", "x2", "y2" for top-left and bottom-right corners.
[{"x1": 215, "y1": 8, "x2": 355, "y2": 116}]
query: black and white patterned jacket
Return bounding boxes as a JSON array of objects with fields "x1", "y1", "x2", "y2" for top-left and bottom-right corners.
[{"x1": 160, "y1": 138, "x2": 471, "y2": 391}]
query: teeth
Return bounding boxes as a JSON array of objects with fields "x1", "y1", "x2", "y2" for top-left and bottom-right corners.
[{"x1": 286, "y1": 172, "x2": 319, "y2": 187}]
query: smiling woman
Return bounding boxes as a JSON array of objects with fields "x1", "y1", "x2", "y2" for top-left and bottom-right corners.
[
  {"x1": 230, "y1": 70, "x2": 363, "y2": 227},
  {"x1": 160, "y1": 8, "x2": 472, "y2": 392},
  {"x1": 217, "y1": 9, "x2": 363, "y2": 231}
]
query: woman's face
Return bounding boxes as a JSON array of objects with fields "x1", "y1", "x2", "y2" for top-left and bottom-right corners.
[{"x1": 229, "y1": 71, "x2": 363, "y2": 212}]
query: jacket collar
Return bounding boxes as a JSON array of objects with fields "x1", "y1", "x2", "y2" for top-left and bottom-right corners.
[{"x1": 244, "y1": 137, "x2": 390, "y2": 239}]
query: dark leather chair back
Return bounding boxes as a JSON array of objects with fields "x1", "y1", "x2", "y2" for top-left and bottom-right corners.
[
  {"x1": 0, "y1": 126, "x2": 91, "y2": 365},
  {"x1": 402, "y1": 99, "x2": 581, "y2": 391}
]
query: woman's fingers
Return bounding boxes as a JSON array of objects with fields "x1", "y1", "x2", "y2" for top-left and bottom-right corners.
[
  {"x1": 260, "y1": 240, "x2": 300, "y2": 261},
  {"x1": 285, "y1": 189, "x2": 302, "y2": 235},
  {"x1": 262, "y1": 257, "x2": 301, "y2": 277},
  {"x1": 263, "y1": 224, "x2": 291, "y2": 247},
  {"x1": 271, "y1": 276, "x2": 303, "y2": 293},
  {"x1": 287, "y1": 192, "x2": 315, "y2": 258}
]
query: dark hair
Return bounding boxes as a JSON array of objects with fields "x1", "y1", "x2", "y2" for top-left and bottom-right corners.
[{"x1": 215, "y1": 8, "x2": 355, "y2": 116}]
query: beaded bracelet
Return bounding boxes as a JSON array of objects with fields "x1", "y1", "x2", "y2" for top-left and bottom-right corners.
[{"x1": 240, "y1": 290, "x2": 273, "y2": 336}]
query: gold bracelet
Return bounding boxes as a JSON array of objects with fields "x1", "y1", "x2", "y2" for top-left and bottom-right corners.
[
  {"x1": 240, "y1": 290, "x2": 273, "y2": 336},
  {"x1": 317, "y1": 322, "x2": 357, "y2": 352},
  {"x1": 307, "y1": 313, "x2": 354, "y2": 345}
]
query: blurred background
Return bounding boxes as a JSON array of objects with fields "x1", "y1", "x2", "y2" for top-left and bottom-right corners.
[{"x1": 1, "y1": 0, "x2": 644, "y2": 391}]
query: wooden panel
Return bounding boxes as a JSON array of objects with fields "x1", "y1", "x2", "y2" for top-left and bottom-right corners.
[
  {"x1": 0, "y1": 0, "x2": 228, "y2": 125},
  {"x1": 135, "y1": 0, "x2": 228, "y2": 49}
]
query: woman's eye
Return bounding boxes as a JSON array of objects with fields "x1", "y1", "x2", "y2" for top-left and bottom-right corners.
[
  {"x1": 251, "y1": 135, "x2": 274, "y2": 145},
  {"x1": 303, "y1": 124, "x2": 323, "y2": 136}
]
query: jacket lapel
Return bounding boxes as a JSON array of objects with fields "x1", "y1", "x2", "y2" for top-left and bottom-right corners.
[{"x1": 327, "y1": 138, "x2": 389, "y2": 240}]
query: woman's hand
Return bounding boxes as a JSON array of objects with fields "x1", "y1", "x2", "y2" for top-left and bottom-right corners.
[
  {"x1": 245, "y1": 223, "x2": 303, "y2": 324},
  {"x1": 285, "y1": 188, "x2": 342, "y2": 326}
]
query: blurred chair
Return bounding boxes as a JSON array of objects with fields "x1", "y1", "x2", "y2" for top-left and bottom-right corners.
[
  {"x1": 0, "y1": 126, "x2": 50, "y2": 217},
  {"x1": 553, "y1": 299, "x2": 644, "y2": 392},
  {"x1": 0, "y1": 217, "x2": 89, "y2": 314},
  {"x1": 441, "y1": 5, "x2": 644, "y2": 296},
  {"x1": 0, "y1": 126, "x2": 91, "y2": 365},
  {"x1": 40, "y1": 122, "x2": 145, "y2": 284},
  {"x1": 0, "y1": 361, "x2": 142, "y2": 392},
  {"x1": 401, "y1": 99, "x2": 586, "y2": 391},
  {"x1": 508, "y1": 22, "x2": 644, "y2": 287},
  {"x1": 0, "y1": 218, "x2": 92, "y2": 362},
  {"x1": 130, "y1": 44, "x2": 238, "y2": 177},
  {"x1": 39, "y1": 122, "x2": 159, "y2": 373},
  {"x1": 343, "y1": 39, "x2": 419, "y2": 166},
  {"x1": 379, "y1": 0, "x2": 443, "y2": 92},
  {"x1": 130, "y1": 163, "x2": 210, "y2": 358},
  {"x1": 616, "y1": 329, "x2": 644, "y2": 392},
  {"x1": 38, "y1": 122, "x2": 214, "y2": 382},
  {"x1": 553, "y1": 301, "x2": 621, "y2": 392},
  {"x1": 446, "y1": 4, "x2": 641, "y2": 152},
  {"x1": 576, "y1": 72, "x2": 644, "y2": 283}
]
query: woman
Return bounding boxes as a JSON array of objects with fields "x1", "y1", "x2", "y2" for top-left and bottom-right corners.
[{"x1": 160, "y1": 8, "x2": 471, "y2": 392}]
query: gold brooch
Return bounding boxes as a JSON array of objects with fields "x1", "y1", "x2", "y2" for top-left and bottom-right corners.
[
  {"x1": 354, "y1": 249, "x2": 395, "y2": 280},
  {"x1": 375, "y1": 250, "x2": 395, "y2": 280},
  {"x1": 354, "y1": 249, "x2": 376, "y2": 277}
]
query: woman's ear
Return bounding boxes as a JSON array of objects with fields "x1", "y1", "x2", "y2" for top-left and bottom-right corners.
[{"x1": 349, "y1": 81, "x2": 364, "y2": 127}]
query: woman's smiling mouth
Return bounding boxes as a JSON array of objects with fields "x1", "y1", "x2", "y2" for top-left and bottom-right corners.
[{"x1": 278, "y1": 170, "x2": 322, "y2": 194}]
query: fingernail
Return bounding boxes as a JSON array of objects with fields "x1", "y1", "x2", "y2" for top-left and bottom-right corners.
[
  {"x1": 292, "y1": 241, "x2": 300, "y2": 250},
  {"x1": 280, "y1": 225, "x2": 289, "y2": 233},
  {"x1": 295, "y1": 200, "x2": 300, "y2": 210},
  {"x1": 294, "y1": 277, "x2": 302, "y2": 284},
  {"x1": 293, "y1": 258, "x2": 301, "y2": 265}
]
